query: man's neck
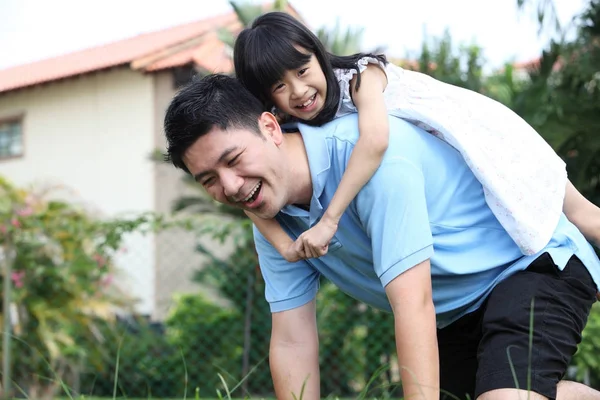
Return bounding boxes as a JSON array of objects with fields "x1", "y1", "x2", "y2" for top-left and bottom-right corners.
[{"x1": 282, "y1": 132, "x2": 313, "y2": 207}]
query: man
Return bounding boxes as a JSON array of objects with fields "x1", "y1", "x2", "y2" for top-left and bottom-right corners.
[{"x1": 163, "y1": 74, "x2": 600, "y2": 400}]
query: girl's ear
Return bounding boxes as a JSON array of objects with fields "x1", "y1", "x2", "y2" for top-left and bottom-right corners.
[{"x1": 258, "y1": 112, "x2": 284, "y2": 145}]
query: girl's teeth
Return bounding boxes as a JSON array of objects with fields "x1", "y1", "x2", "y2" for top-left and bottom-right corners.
[{"x1": 300, "y1": 95, "x2": 315, "y2": 108}]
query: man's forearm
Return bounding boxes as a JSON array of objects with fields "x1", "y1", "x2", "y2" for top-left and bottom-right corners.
[
  {"x1": 270, "y1": 341, "x2": 320, "y2": 400},
  {"x1": 395, "y1": 300, "x2": 439, "y2": 400}
]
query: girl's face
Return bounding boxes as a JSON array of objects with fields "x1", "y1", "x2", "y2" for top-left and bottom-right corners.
[{"x1": 269, "y1": 52, "x2": 327, "y2": 121}]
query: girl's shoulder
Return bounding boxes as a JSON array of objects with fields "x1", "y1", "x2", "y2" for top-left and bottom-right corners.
[
  {"x1": 334, "y1": 56, "x2": 391, "y2": 116},
  {"x1": 334, "y1": 56, "x2": 387, "y2": 85}
]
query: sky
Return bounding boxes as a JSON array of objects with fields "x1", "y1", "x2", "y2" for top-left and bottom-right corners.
[{"x1": 0, "y1": 0, "x2": 589, "y2": 71}]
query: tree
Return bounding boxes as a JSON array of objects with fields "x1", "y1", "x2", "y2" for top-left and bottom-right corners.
[
  {"x1": 516, "y1": 0, "x2": 561, "y2": 35},
  {"x1": 220, "y1": 1, "x2": 366, "y2": 56},
  {"x1": 403, "y1": 29, "x2": 487, "y2": 93},
  {"x1": 218, "y1": 0, "x2": 289, "y2": 49},
  {"x1": 316, "y1": 19, "x2": 365, "y2": 56},
  {"x1": 513, "y1": 0, "x2": 600, "y2": 202}
]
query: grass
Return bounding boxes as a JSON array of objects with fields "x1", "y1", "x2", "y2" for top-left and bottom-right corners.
[
  {"x1": 7, "y1": 335, "x2": 405, "y2": 400},
  {"x1": 6, "y1": 298, "x2": 545, "y2": 400}
]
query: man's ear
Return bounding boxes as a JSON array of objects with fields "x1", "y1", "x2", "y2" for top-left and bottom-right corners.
[{"x1": 258, "y1": 112, "x2": 284, "y2": 146}]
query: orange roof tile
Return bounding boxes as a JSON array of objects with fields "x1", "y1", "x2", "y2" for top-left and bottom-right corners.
[
  {"x1": 145, "y1": 33, "x2": 235, "y2": 73},
  {"x1": 513, "y1": 57, "x2": 543, "y2": 70},
  {"x1": 0, "y1": 3, "x2": 304, "y2": 94},
  {"x1": 135, "y1": 20, "x2": 242, "y2": 73},
  {"x1": 0, "y1": 12, "x2": 237, "y2": 94}
]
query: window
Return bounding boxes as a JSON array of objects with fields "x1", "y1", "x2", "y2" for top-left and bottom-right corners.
[{"x1": 0, "y1": 118, "x2": 23, "y2": 158}]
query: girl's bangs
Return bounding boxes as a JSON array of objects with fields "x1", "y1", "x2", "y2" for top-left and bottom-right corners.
[{"x1": 247, "y1": 33, "x2": 312, "y2": 91}]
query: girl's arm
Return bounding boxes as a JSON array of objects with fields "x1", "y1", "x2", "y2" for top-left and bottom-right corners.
[
  {"x1": 562, "y1": 181, "x2": 600, "y2": 301},
  {"x1": 563, "y1": 180, "x2": 600, "y2": 248},
  {"x1": 296, "y1": 64, "x2": 389, "y2": 258},
  {"x1": 245, "y1": 210, "x2": 302, "y2": 263}
]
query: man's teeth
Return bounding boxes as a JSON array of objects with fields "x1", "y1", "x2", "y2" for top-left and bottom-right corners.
[{"x1": 243, "y1": 182, "x2": 261, "y2": 202}]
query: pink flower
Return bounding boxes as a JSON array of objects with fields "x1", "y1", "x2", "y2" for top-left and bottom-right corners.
[
  {"x1": 92, "y1": 253, "x2": 106, "y2": 267},
  {"x1": 11, "y1": 271, "x2": 25, "y2": 288},
  {"x1": 24, "y1": 195, "x2": 36, "y2": 206},
  {"x1": 16, "y1": 207, "x2": 33, "y2": 217},
  {"x1": 101, "y1": 274, "x2": 113, "y2": 287},
  {"x1": 10, "y1": 218, "x2": 20, "y2": 228}
]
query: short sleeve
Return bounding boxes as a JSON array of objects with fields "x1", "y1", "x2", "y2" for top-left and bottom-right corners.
[
  {"x1": 253, "y1": 227, "x2": 321, "y2": 312},
  {"x1": 355, "y1": 160, "x2": 434, "y2": 287},
  {"x1": 334, "y1": 57, "x2": 388, "y2": 117}
]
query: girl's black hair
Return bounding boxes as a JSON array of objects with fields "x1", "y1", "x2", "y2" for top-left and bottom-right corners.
[{"x1": 233, "y1": 11, "x2": 387, "y2": 127}]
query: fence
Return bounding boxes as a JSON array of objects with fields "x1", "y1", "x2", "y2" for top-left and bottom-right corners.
[
  {"x1": 89, "y1": 223, "x2": 404, "y2": 399},
  {"x1": 3, "y1": 208, "x2": 600, "y2": 400},
  {"x1": 1, "y1": 205, "x2": 406, "y2": 400}
]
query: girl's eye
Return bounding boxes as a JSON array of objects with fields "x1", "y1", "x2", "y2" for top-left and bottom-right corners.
[
  {"x1": 272, "y1": 83, "x2": 285, "y2": 92},
  {"x1": 298, "y1": 68, "x2": 308, "y2": 76}
]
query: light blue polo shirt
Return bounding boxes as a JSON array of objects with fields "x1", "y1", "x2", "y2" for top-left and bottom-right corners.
[{"x1": 253, "y1": 114, "x2": 600, "y2": 328}]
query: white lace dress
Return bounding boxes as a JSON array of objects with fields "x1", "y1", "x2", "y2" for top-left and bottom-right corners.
[{"x1": 334, "y1": 57, "x2": 567, "y2": 255}]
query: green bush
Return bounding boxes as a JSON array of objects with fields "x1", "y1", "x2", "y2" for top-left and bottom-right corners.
[
  {"x1": 165, "y1": 293, "x2": 243, "y2": 396},
  {"x1": 78, "y1": 294, "x2": 243, "y2": 398},
  {"x1": 572, "y1": 302, "x2": 600, "y2": 387},
  {"x1": 0, "y1": 176, "x2": 157, "y2": 399}
]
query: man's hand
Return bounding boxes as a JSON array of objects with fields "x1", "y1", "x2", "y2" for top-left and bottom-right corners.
[{"x1": 294, "y1": 217, "x2": 338, "y2": 259}]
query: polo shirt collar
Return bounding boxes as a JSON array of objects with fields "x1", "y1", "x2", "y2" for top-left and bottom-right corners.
[{"x1": 280, "y1": 122, "x2": 332, "y2": 227}]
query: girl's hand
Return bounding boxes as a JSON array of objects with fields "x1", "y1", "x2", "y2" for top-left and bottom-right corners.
[
  {"x1": 281, "y1": 239, "x2": 305, "y2": 263},
  {"x1": 294, "y1": 217, "x2": 338, "y2": 259}
]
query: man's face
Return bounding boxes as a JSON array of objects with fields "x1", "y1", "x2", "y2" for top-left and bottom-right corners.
[{"x1": 182, "y1": 114, "x2": 289, "y2": 219}]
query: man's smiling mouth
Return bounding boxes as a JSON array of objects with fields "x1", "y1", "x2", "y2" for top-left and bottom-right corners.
[{"x1": 242, "y1": 181, "x2": 262, "y2": 204}]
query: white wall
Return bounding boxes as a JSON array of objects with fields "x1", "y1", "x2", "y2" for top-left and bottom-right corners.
[{"x1": 0, "y1": 68, "x2": 157, "y2": 315}]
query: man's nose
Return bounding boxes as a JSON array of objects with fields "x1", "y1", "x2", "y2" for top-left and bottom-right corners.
[{"x1": 221, "y1": 171, "x2": 244, "y2": 199}]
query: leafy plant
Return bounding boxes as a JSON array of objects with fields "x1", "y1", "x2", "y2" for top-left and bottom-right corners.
[{"x1": 0, "y1": 176, "x2": 159, "y2": 399}]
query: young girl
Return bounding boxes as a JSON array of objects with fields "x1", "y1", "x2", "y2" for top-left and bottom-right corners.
[{"x1": 233, "y1": 11, "x2": 600, "y2": 265}]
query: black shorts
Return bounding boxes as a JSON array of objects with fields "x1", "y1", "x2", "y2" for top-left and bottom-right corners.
[{"x1": 438, "y1": 253, "x2": 597, "y2": 400}]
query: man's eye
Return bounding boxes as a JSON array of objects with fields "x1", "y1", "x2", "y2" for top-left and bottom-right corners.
[
  {"x1": 228, "y1": 154, "x2": 241, "y2": 166},
  {"x1": 202, "y1": 177, "x2": 215, "y2": 186}
]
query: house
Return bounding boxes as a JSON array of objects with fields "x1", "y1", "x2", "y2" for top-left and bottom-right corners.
[{"x1": 0, "y1": 4, "x2": 302, "y2": 320}]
